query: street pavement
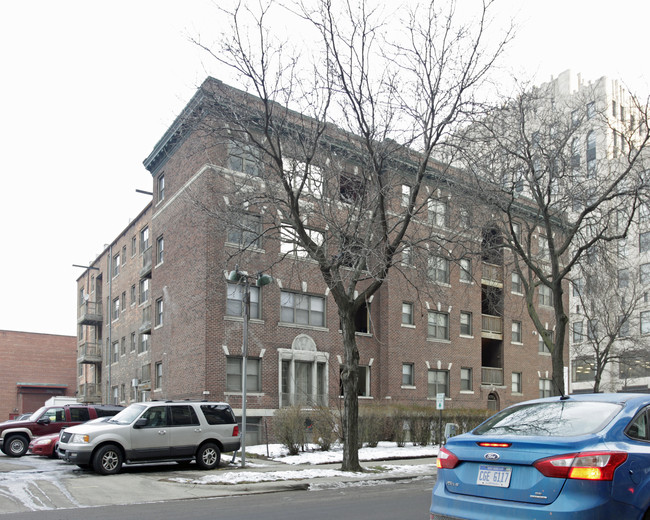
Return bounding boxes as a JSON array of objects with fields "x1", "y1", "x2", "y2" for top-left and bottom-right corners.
[{"x1": 0, "y1": 454, "x2": 437, "y2": 514}]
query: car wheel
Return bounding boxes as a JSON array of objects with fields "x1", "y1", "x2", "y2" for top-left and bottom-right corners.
[
  {"x1": 93, "y1": 444, "x2": 123, "y2": 475},
  {"x1": 196, "y1": 443, "x2": 221, "y2": 470},
  {"x1": 4, "y1": 434, "x2": 29, "y2": 457}
]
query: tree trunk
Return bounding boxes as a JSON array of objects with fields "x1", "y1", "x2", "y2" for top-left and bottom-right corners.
[{"x1": 340, "y1": 311, "x2": 362, "y2": 472}]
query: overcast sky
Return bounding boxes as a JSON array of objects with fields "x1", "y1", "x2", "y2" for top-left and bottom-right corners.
[{"x1": 1, "y1": 0, "x2": 648, "y2": 337}]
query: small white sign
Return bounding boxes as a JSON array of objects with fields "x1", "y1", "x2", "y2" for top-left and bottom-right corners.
[{"x1": 436, "y1": 393, "x2": 445, "y2": 410}]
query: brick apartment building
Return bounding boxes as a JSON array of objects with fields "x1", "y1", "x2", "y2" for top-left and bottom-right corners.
[
  {"x1": 0, "y1": 330, "x2": 77, "y2": 420},
  {"x1": 76, "y1": 77, "x2": 566, "y2": 442}
]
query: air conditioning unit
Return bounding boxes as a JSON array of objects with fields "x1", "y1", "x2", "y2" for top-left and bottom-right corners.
[{"x1": 132, "y1": 378, "x2": 139, "y2": 387}]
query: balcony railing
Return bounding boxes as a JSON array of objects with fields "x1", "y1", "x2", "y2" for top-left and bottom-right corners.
[
  {"x1": 481, "y1": 262, "x2": 503, "y2": 287},
  {"x1": 481, "y1": 314, "x2": 503, "y2": 339},
  {"x1": 78, "y1": 341, "x2": 102, "y2": 364},
  {"x1": 78, "y1": 383, "x2": 101, "y2": 403},
  {"x1": 78, "y1": 301, "x2": 103, "y2": 325},
  {"x1": 139, "y1": 304, "x2": 152, "y2": 334},
  {"x1": 481, "y1": 367, "x2": 504, "y2": 386},
  {"x1": 140, "y1": 246, "x2": 153, "y2": 279}
]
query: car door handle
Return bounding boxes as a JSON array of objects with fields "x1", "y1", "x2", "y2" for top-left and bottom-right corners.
[
  {"x1": 194, "y1": 428, "x2": 202, "y2": 432},
  {"x1": 158, "y1": 430, "x2": 167, "y2": 435}
]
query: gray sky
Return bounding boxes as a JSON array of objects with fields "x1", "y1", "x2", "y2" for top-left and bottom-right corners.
[{"x1": 1, "y1": 0, "x2": 648, "y2": 337}]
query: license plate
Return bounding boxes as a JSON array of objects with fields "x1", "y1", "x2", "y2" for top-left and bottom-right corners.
[{"x1": 477, "y1": 465, "x2": 512, "y2": 488}]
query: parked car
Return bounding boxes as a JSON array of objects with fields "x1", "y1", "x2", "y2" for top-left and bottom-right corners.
[
  {"x1": 28, "y1": 417, "x2": 112, "y2": 458},
  {"x1": 430, "y1": 393, "x2": 650, "y2": 520},
  {"x1": 0, "y1": 404, "x2": 123, "y2": 457},
  {"x1": 59, "y1": 400, "x2": 241, "y2": 474}
]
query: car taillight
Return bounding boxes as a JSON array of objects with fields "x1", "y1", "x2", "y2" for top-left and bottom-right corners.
[
  {"x1": 534, "y1": 451, "x2": 627, "y2": 481},
  {"x1": 232, "y1": 425, "x2": 239, "y2": 437},
  {"x1": 437, "y1": 447, "x2": 460, "y2": 469}
]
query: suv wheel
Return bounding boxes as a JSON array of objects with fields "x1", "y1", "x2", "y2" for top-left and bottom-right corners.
[
  {"x1": 93, "y1": 444, "x2": 123, "y2": 475},
  {"x1": 196, "y1": 443, "x2": 221, "y2": 470},
  {"x1": 4, "y1": 434, "x2": 29, "y2": 457}
]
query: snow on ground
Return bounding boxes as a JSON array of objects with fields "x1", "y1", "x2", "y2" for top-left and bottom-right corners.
[{"x1": 171, "y1": 442, "x2": 439, "y2": 486}]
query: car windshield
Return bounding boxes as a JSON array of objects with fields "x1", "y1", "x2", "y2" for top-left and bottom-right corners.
[
  {"x1": 473, "y1": 401, "x2": 623, "y2": 437},
  {"x1": 107, "y1": 404, "x2": 146, "y2": 425}
]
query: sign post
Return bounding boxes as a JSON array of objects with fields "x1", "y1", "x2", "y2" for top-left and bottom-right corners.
[{"x1": 436, "y1": 393, "x2": 445, "y2": 446}]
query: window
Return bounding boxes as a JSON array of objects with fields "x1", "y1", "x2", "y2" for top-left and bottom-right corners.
[
  {"x1": 122, "y1": 245, "x2": 127, "y2": 265},
  {"x1": 229, "y1": 141, "x2": 260, "y2": 176},
  {"x1": 620, "y1": 355, "x2": 650, "y2": 379},
  {"x1": 460, "y1": 368, "x2": 472, "y2": 391},
  {"x1": 587, "y1": 101, "x2": 595, "y2": 119},
  {"x1": 280, "y1": 225, "x2": 323, "y2": 258},
  {"x1": 539, "y1": 285, "x2": 552, "y2": 307},
  {"x1": 539, "y1": 378, "x2": 552, "y2": 398},
  {"x1": 285, "y1": 159, "x2": 323, "y2": 199},
  {"x1": 512, "y1": 222, "x2": 521, "y2": 243},
  {"x1": 512, "y1": 372, "x2": 522, "y2": 394},
  {"x1": 428, "y1": 197, "x2": 449, "y2": 228},
  {"x1": 120, "y1": 336, "x2": 126, "y2": 356},
  {"x1": 401, "y1": 184, "x2": 411, "y2": 207},
  {"x1": 280, "y1": 291, "x2": 325, "y2": 327},
  {"x1": 572, "y1": 322, "x2": 584, "y2": 343},
  {"x1": 226, "y1": 283, "x2": 261, "y2": 319},
  {"x1": 538, "y1": 235, "x2": 550, "y2": 261},
  {"x1": 586, "y1": 131, "x2": 596, "y2": 176},
  {"x1": 112, "y1": 341, "x2": 119, "y2": 363},
  {"x1": 112, "y1": 297, "x2": 120, "y2": 321},
  {"x1": 141, "y1": 363, "x2": 152, "y2": 383},
  {"x1": 401, "y1": 244, "x2": 412, "y2": 266},
  {"x1": 572, "y1": 277, "x2": 584, "y2": 297},
  {"x1": 641, "y1": 232, "x2": 650, "y2": 253},
  {"x1": 619, "y1": 315, "x2": 630, "y2": 338},
  {"x1": 140, "y1": 226, "x2": 150, "y2": 253},
  {"x1": 131, "y1": 235, "x2": 137, "y2": 257},
  {"x1": 642, "y1": 264, "x2": 650, "y2": 286},
  {"x1": 571, "y1": 138, "x2": 580, "y2": 169},
  {"x1": 641, "y1": 311, "x2": 650, "y2": 335},
  {"x1": 538, "y1": 330, "x2": 552, "y2": 354},
  {"x1": 511, "y1": 272, "x2": 523, "y2": 294},
  {"x1": 155, "y1": 297, "x2": 163, "y2": 327},
  {"x1": 280, "y1": 356, "x2": 327, "y2": 407},
  {"x1": 139, "y1": 279, "x2": 150, "y2": 304},
  {"x1": 512, "y1": 321, "x2": 522, "y2": 343},
  {"x1": 227, "y1": 213, "x2": 262, "y2": 249},
  {"x1": 339, "y1": 365, "x2": 371, "y2": 397},
  {"x1": 428, "y1": 311, "x2": 450, "y2": 340},
  {"x1": 401, "y1": 302, "x2": 414, "y2": 325},
  {"x1": 618, "y1": 268, "x2": 629, "y2": 289},
  {"x1": 428, "y1": 370, "x2": 449, "y2": 398},
  {"x1": 572, "y1": 358, "x2": 595, "y2": 382},
  {"x1": 459, "y1": 311, "x2": 472, "y2": 336},
  {"x1": 460, "y1": 258, "x2": 472, "y2": 283},
  {"x1": 339, "y1": 171, "x2": 364, "y2": 203},
  {"x1": 139, "y1": 333, "x2": 150, "y2": 354},
  {"x1": 130, "y1": 332, "x2": 136, "y2": 352},
  {"x1": 121, "y1": 291, "x2": 126, "y2": 312},
  {"x1": 155, "y1": 362, "x2": 163, "y2": 389},
  {"x1": 130, "y1": 284, "x2": 136, "y2": 305},
  {"x1": 428, "y1": 255, "x2": 450, "y2": 284},
  {"x1": 618, "y1": 239, "x2": 628, "y2": 258},
  {"x1": 354, "y1": 302, "x2": 370, "y2": 334},
  {"x1": 402, "y1": 363, "x2": 414, "y2": 386},
  {"x1": 226, "y1": 357, "x2": 262, "y2": 392},
  {"x1": 157, "y1": 174, "x2": 165, "y2": 202},
  {"x1": 113, "y1": 253, "x2": 120, "y2": 277},
  {"x1": 156, "y1": 235, "x2": 164, "y2": 264}
]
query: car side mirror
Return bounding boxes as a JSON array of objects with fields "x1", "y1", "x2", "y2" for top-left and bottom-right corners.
[
  {"x1": 37, "y1": 417, "x2": 51, "y2": 425},
  {"x1": 134, "y1": 418, "x2": 148, "y2": 429}
]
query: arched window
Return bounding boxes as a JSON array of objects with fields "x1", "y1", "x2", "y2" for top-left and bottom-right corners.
[{"x1": 487, "y1": 392, "x2": 499, "y2": 412}]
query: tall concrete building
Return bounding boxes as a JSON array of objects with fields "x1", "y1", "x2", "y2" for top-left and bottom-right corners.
[
  {"x1": 532, "y1": 71, "x2": 650, "y2": 394},
  {"x1": 75, "y1": 78, "x2": 564, "y2": 442}
]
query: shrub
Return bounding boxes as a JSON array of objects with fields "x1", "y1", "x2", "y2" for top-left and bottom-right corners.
[{"x1": 273, "y1": 406, "x2": 306, "y2": 455}]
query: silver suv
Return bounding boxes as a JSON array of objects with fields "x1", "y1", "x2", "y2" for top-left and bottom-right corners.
[{"x1": 58, "y1": 401, "x2": 240, "y2": 474}]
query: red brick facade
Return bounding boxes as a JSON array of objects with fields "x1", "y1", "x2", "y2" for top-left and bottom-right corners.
[
  {"x1": 0, "y1": 330, "x2": 76, "y2": 420},
  {"x1": 76, "y1": 78, "x2": 567, "y2": 442}
]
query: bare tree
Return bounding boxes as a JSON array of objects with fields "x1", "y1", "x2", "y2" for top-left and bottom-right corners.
[
  {"x1": 187, "y1": 0, "x2": 510, "y2": 471},
  {"x1": 570, "y1": 243, "x2": 646, "y2": 392},
  {"x1": 459, "y1": 77, "x2": 650, "y2": 396}
]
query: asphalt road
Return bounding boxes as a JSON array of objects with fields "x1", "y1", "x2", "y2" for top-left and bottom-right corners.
[{"x1": 0, "y1": 477, "x2": 435, "y2": 520}]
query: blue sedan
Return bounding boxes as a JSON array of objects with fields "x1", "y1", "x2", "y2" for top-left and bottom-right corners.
[{"x1": 430, "y1": 393, "x2": 650, "y2": 519}]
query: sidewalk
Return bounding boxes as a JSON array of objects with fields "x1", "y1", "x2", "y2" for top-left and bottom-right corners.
[{"x1": 0, "y1": 454, "x2": 438, "y2": 514}]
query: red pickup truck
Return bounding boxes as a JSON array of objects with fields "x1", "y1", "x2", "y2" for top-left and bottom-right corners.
[{"x1": 0, "y1": 403, "x2": 122, "y2": 457}]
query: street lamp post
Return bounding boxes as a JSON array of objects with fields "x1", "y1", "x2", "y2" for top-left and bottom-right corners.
[{"x1": 228, "y1": 266, "x2": 272, "y2": 468}]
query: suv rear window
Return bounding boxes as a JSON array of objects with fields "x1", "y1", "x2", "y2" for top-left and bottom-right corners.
[
  {"x1": 69, "y1": 408, "x2": 91, "y2": 422},
  {"x1": 200, "y1": 405, "x2": 235, "y2": 425},
  {"x1": 473, "y1": 401, "x2": 622, "y2": 437}
]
